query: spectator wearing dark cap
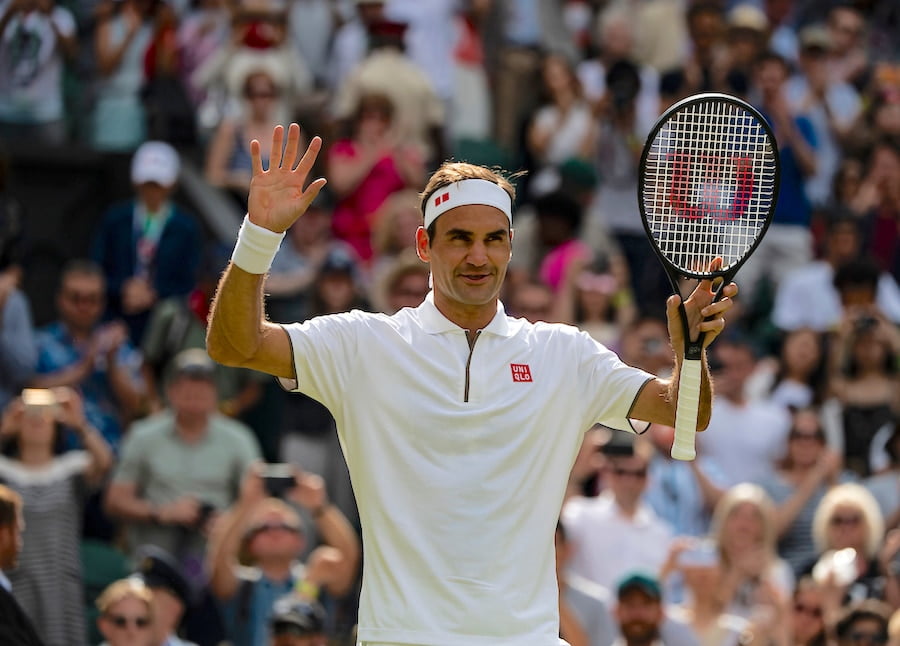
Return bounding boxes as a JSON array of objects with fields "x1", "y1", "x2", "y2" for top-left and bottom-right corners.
[
  {"x1": 207, "y1": 462, "x2": 359, "y2": 646},
  {"x1": 834, "y1": 599, "x2": 891, "y2": 646},
  {"x1": 132, "y1": 545, "x2": 198, "y2": 646},
  {"x1": 613, "y1": 572, "x2": 666, "y2": 646},
  {"x1": 105, "y1": 348, "x2": 261, "y2": 593},
  {"x1": 269, "y1": 596, "x2": 326, "y2": 646}
]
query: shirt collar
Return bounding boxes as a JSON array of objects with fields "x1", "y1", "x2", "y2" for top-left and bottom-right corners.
[{"x1": 417, "y1": 291, "x2": 513, "y2": 337}]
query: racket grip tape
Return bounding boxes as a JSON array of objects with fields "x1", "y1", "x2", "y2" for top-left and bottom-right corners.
[{"x1": 671, "y1": 358, "x2": 702, "y2": 461}]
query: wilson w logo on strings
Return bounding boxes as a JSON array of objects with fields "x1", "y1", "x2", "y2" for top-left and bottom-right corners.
[{"x1": 666, "y1": 152, "x2": 755, "y2": 221}]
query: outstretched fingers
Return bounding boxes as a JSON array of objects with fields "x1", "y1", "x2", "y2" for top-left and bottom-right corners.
[
  {"x1": 250, "y1": 139, "x2": 263, "y2": 177},
  {"x1": 293, "y1": 135, "x2": 323, "y2": 176},
  {"x1": 271, "y1": 124, "x2": 285, "y2": 169},
  {"x1": 282, "y1": 123, "x2": 302, "y2": 170}
]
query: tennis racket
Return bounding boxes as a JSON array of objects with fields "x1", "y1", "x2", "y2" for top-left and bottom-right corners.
[{"x1": 637, "y1": 93, "x2": 780, "y2": 461}]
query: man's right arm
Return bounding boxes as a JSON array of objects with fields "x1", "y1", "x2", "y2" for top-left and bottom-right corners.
[
  {"x1": 206, "y1": 265, "x2": 294, "y2": 378},
  {"x1": 206, "y1": 123, "x2": 326, "y2": 378}
]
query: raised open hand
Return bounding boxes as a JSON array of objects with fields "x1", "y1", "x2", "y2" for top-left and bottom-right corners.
[{"x1": 247, "y1": 123, "x2": 327, "y2": 233}]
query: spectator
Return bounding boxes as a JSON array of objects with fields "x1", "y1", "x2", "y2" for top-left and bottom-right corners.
[
  {"x1": 95, "y1": 578, "x2": 156, "y2": 646},
  {"x1": 506, "y1": 278, "x2": 554, "y2": 323},
  {"x1": 771, "y1": 213, "x2": 900, "y2": 333},
  {"x1": 611, "y1": 572, "x2": 667, "y2": 646},
  {"x1": 0, "y1": 387, "x2": 112, "y2": 646},
  {"x1": 90, "y1": 0, "x2": 158, "y2": 151},
  {"x1": 617, "y1": 316, "x2": 675, "y2": 378},
  {"x1": 525, "y1": 52, "x2": 596, "y2": 198},
  {"x1": 0, "y1": 483, "x2": 43, "y2": 645},
  {"x1": 554, "y1": 520, "x2": 617, "y2": 646},
  {"x1": 834, "y1": 600, "x2": 892, "y2": 646},
  {"x1": 576, "y1": 7, "x2": 660, "y2": 137},
  {"x1": 175, "y1": 0, "x2": 229, "y2": 109},
  {"x1": 373, "y1": 248, "x2": 429, "y2": 315},
  {"x1": 327, "y1": 91, "x2": 424, "y2": 265},
  {"x1": 587, "y1": 58, "x2": 669, "y2": 317},
  {"x1": 751, "y1": 328, "x2": 829, "y2": 409},
  {"x1": 865, "y1": 421, "x2": 900, "y2": 527},
  {"x1": 789, "y1": 577, "x2": 828, "y2": 646},
  {"x1": 666, "y1": 538, "x2": 756, "y2": 645},
  {"x1": 827, "y1": 3, "x2": 870, "y2": 92},
  {"x1": 761, "y1": 407, "x2": 845, "y2": 577},
  {"x1": 0, "y1": 208, "x2": 35, "y2": 412},
  {"x1": 663, "y1": 2, "x2": 727, "y2": 97},
  {"x1": 204, "y1": 60, "x2": 292, "y2": 205},
  {"x1": 0, "y1": 0, "x2": 77, "y2": 146},
  {"x1": 331, "y1": 20, "x2": 445, "y2": 167},
  {"x1": 709, "y1": 483, "x2": 794, "y2": 620},
  {"x1": 808, "y1": 483, "x2": 886, "y2": 603},
  {"x1": 131, "y1": 544, "x2": 198, "y2": 646},
  {"x1": 31, "y1": 259, "x2": 146, "y2": 450},
  {"x1": 738, "y1": 50, "x2": 817, "y2": 307},
  {"x1": 722, "y1": 4, "x2": 769, "y2": 97},
  {"x1": 264, "y1": 191, "x2": 355, "y2": 325},
  {"x1": 696, "y1": 336, "x2": 792, "y2": 487},
  {"x1": 91, "y1": 140, "x2": 202, "y2": 344},
  {"x1": 824, "y1": 281, "x2": 900, "y2": 477},
  {"x1": 268, "y1": 595, "x2": 327, "y2": 646},
  {"x1": 853, "y1": 140, "x2": 900, "y2": 281},
  {"x1": 562, "y1": 438, "x2": 673, "y2": 592},
  {"x1": 104, "y1": 348, "x2": 261, "y2": 588},
  {"x1": 369, "y1": 188, "x2": 421, "y2": 279},
  {"x1": 207, "y1": 464, "x2": 360, "y2": 646},
  {"x1": 644, "y1": 423, "x2": 726, "y2": 539},
  {"x1": 785, "y1": 24, "x2": 861, "y2": 207}
]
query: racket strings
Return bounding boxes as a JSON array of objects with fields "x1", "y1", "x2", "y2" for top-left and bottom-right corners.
[{"x1": 643, "y1": 99, "x2": 776, "y2": 276}]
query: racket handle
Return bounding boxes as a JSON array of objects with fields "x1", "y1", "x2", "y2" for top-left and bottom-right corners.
[{"x1": 672, "y1": 358, "x2": 702, "y2": 461}]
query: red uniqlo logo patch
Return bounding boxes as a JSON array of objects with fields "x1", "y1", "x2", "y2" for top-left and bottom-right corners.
[
  {"x1": 510, "y1": 364, "x2": 532, "y2": 382},
  {"x1": 434, "y1": 192, "x2": 450, "y2": 207}
]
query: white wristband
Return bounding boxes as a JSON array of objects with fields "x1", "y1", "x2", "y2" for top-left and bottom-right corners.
[{"x1": 231, "y1": 215, "x2": 285, "y2": 274}]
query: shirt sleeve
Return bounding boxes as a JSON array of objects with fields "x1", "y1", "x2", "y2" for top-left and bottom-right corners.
[
  {"x1": 277, "y1": 311, "x2": 367, "y2": 413},
  {"x1": 0, "y1": 290, "x2": 36, "y2": 387},
  {"x1": 112, "y1": 426, "x2": 146, "y2": 484}
]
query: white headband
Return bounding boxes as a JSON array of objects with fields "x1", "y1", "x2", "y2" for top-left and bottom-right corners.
[{"x1": 423, "y1": 179, "x2": 513, "y2": 229}]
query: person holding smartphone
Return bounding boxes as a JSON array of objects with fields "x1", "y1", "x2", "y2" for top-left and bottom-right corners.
[{"x1": 206, "y1": 462, "x2": 360, "y2": 646}]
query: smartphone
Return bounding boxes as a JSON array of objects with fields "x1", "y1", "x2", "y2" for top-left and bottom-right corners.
[
  {"x1": 21, "y1": 388, "x2": 58, "y2": 413},
  {"x1": 679, "y1": 540, "x2": 719, "y2": 567},
  {"x1": 262, "y1": 463, "x2": 296, "y2": 497}
]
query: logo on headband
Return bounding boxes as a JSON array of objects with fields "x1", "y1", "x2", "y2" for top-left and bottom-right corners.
[{"x1": 434, "y1": 192, "x2": 450, "y2": 207}]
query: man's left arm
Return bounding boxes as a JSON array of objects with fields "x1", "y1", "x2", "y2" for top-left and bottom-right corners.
[{"x1": 630, "y1": 277, "x2": 738, "y2": 431}]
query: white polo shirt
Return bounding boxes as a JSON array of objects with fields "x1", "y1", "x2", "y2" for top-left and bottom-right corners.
[{"x1": 280, "y1": 293, "x2": 653, "y2": 645}]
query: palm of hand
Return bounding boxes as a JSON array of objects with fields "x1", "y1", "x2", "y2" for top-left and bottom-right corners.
[{"x1": 247, "y1": 124, "x2": 326, "y2": 233}]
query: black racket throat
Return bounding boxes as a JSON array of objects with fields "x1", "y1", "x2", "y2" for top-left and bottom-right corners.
[{"x1": 671, "y1": 274, "x2": 728, "y2": 361}]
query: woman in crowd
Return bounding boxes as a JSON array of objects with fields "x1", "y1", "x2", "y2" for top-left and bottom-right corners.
[
  {"x1": 0, "y1": 388, "x2": 113, "y2": 646},
  {"x1": 760, "y1": 328, "x2": 830, "y2": 409},
  {"x1": 204, "y1": 61, "x2": 290, "y2": 204},
  {"x1": 525, "y1": 52, "x2": 596, "y2": 197},
  {"x1": 710, "y1": 483, "x2": 795, "y2": 620},
  {"x1": 96, "y1": 578, "x2": 156, "y2": 646},
  {"x1": 762, "y1": 407, "x2": 845, "y2": 576},
  {"x1": 789, "y1": 577, "x2": 828, "y2": 646},
  {"x1": 327, "y1": 92, "x2": 424, "y2": 265},
  {"x1": 808, "y1": 483, "x2": 890, "y2": 604}
]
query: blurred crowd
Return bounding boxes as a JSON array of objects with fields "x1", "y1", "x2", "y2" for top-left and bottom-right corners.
[{"x1": 0, "y1": 0, "x2": 899, "y2": 645}]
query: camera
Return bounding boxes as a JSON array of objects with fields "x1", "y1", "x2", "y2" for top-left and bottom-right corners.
[{"x1": 261, "y1": 463, "x2": 296, "y2": 497}]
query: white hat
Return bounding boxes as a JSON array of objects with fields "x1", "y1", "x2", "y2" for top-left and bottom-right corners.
[{"x1": 131, "y1": 141, "x2": 180, "y2": 187}]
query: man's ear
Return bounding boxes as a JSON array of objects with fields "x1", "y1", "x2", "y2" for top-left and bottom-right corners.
[{"x1": 415, "y1": 226, "x2": 430, "y2": 262}]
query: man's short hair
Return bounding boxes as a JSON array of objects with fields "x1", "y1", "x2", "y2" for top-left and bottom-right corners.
[
  {"x1": 419, "y1": 162, "x2": 517, "y2": 241},
  {"x1": 835, "y1": 599, "x2": 891, "y2": 638},
  {"x1": 833, "y1": 258, "x2": 880, "y2": 293},
  {"x1": 0, "y1": 485, "x2": 21, "y2": 528},
  {"x1": 59, "y1": 258, "x2": 106, "y2": 286}
]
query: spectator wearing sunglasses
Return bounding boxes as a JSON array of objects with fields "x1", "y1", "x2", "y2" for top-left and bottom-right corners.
[
  {"x1": 834, "y1": 599, "x2": 891, "y2": 646},
  {"x1": 96, "y1": 578, "x2": 155, "y2": 646},
  {"x1": 790, "y1": 577, "x2": 827, "y2": 646},
  {"x1": 207, "y1": 463, "x2": 359, "y2": 646},
  {"x1": 561, "y1": 437, "x2": 673, "y2": 591}
]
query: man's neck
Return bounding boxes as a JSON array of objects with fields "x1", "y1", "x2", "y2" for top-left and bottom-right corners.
[
  {"x1": 257, "y1": 557, "x2": 295, "y2": 583},
  {"x1": 175, "y1": 415, "x2": 209, "y2": 443},
  {"x1": 432, "y1": 294, "x2": 498, "y2": 333}
]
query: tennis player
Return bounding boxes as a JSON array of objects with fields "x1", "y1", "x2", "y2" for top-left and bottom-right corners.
[{"x1": 206, "y1": 123, "x2": 738, "y2": 646}]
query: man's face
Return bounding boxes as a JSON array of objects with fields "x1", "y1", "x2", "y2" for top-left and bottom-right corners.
[
  {"x1": 615, "y1": 589, "x2": 663, "y2": 643},
  {"x1": 135, "y1": 182, "x2": 173, "y2": 212},
  {"x1": 0, "y1": 511, "x2": 23, "y2": 569},
  {"x1": 416, "y1": 206, "x2": 512, "y2": 316},
  {"x1": 709, "y1": 343, "x2": 755, "y2": 401},
  {"x1": 167, "y1": 377, "x2": 218, "y2": 420},
  {"x1": 606, "y1": 455, "x2": 650, "y2": 505},
  {"x1": 58, "y1": 273, "x2": 105, "y2": 332}
]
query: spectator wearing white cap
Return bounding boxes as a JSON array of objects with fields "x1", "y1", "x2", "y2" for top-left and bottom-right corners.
[{"x1": 91, "y1": 140, "x2": 202, "y2": 345}]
